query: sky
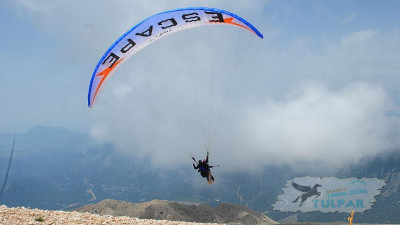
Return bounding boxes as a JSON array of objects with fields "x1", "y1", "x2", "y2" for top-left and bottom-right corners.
[{"x1": 1, "y1": 0, "x2": 400, "y2": 173}]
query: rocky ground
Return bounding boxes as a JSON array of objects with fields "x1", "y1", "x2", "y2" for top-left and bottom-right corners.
[{"x1": 0, "y1": 205, "x2": 218, "y2": 225}]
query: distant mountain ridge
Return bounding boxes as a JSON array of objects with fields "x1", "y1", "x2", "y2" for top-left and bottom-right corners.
[{"x1": 76, "y1": 199, "x2": 278, "y2": 225}]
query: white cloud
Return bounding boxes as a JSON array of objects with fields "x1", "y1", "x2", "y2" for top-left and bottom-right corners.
[
  {"x1": 339, "y1": 12, "x2": 356, "y2": 24},
  {"x1": 90, "y1": 81, "x2": 400, "y2": 172},
  {"x1": 240, "y1": 83, "x2": 400, "y2": 172},
  {"x1": 340, "y1": 29, "x2": 378, "y2": 45}
]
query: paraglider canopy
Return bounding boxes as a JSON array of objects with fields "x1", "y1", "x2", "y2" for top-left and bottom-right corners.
[{"x1": 88, "y1": 7, "x2": 263, "y2": 107}]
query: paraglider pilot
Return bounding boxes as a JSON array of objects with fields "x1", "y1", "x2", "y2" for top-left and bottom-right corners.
[{"x1": 192, "y1": 152, "x2": 215, "y2": 183}]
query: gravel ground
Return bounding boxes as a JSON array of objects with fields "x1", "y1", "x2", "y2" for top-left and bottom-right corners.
[{"x1": 0, "y1": 205, "x2": 219, "y2": 225}]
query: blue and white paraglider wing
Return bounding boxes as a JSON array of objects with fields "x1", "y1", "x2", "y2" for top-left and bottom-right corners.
[{"x1": 88, "y1": 7, "x2": 263, "y2": 107}]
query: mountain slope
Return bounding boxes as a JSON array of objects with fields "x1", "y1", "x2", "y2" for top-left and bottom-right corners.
[{"x1": 76, "y1": 199, "x2": 278, "y2": 225}]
